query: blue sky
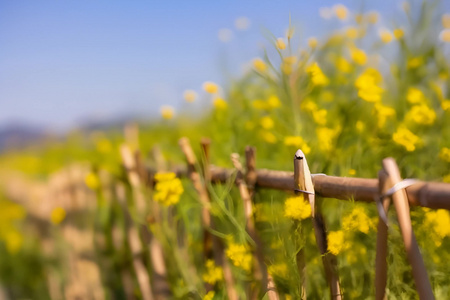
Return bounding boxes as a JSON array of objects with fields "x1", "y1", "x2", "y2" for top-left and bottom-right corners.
[{"x1": 1, "y1": 0, "x2": 447, "y2": 130}]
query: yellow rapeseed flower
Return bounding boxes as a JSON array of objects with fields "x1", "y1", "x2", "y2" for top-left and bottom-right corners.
[
  {"x1": 355, "y1": 68, "x2": 384, "y2": 102},
  {"x1": 252, "y1": 99, "x2": 267, "y2": 110},
  {"x1": 260, "y1": 131, "x2": 277, "y2": 144},
  {"x1": 366, "y1": 11, "x2": 379, "y2": 24},
  {"x1": 85, "y1": 172, "x2": 100, "y2": 190},
  {"x1": 407, "y1": 87, "x2": 425, "y2": 104},
  {"x1": 394, "y1": 28, "x2": 404, "y2": 39},
  {"x1": 374, "y1": 103, "x2": 396, "y2": 128},
  {"x1": 342, "y1": 206, "x2": 373, "y2": 234},
  {"x1": 313, "y1": 109, "x2": 328, "y2": 125},
  {"x1": 284, "y1": 196, "x2": 312, "y2": 220},
  {"x1": 441, "y1": 100, "x2": 450, "y2": 111},
  {"x1": 308, "y1": 37, "x2": 318, "y2": 48},
  {"x1": 96, "y1": 138, "x2": 112, "y2": 154},
  {"x1": 333, "y1": 4, "x2": 348, "y2": 20},
  {"x1": 260, "y1": 116, "x2": 274, "y2": 129},
  {"x1": 379, "y1": 29, "x2": 393, "y2": 43},
  {"x1": 424, "y1": 209, "x2": 450, "y2": 246},
  {"x1": 355, "y1": 13, "x2": 363, "y2": 24},
  {"x1": 356, "y1": 121, "x2": 365, "y2": 132},
  {"x1": 213, "y1": 97, "x2": 228, "y2": 110},
  {"x1": 439, "y1": 147, "x2": 450, "y2": 162},
  {"x1": 226, "y1": 243, "x2": 252, "y2": 272},
  {"x1": 160, "y1": 106, "x2": 174, "y2": 120},
  {"x1": 203, "y1": 291, "x2": 215, "y2": 300},
  {"x1": 328, "y1": 230, "x2": 347, "y2": 255},
  {"x1": 276, "y1": 38, "x2": 286, "y2": 50},
  {"x1": 442, "y1": 14, "x2": 450, "y2": 29},
  {"x1": 283, "y1": 136, "x2": 311, "y2": 154},
  {"x1": 267, "y1": 95, "x2": 281, "y2": 109},
  {"x1": 392, "y1": 126, "x2": 421, "y2": 151},
  {"x1": 306, "y1": 63, "x2": 329, "y2": 86},
  {"x1": 253, "y1": 58, "x2": 268, "y2": 72},
  {"x1": 51, "y1": 207, "x2": 66, "y2": 225},
  {"x1": 5, "y1": 231, "x2": 23, "y2": 254},
  {"x1": 350, "y1": 48, "x2": 367, "y2": 65},
  {"x1": 268, "y1": 263, "x2": 288, "y2": 280},
  {"x1": 346, "y1": 27, "x2": 358, "y2": 39},
  {"x1": 281, "y1": 63, "x2": 293, "y2": 75},
  {"x1": 203, "y1": 259, "x2": 223, "y2": 285},
  {"x1": 153, "y1": 172, "x2": 184, "y2": 206},
  {"x1": 406, "y1": 104, "x2": 436, "y2": 125},
  {"x1": 203, "y1": 81, "x2": 219, "y2": 94},
  {"x1": 283, "y1": 56, "x2": 297, "y2": 65},
  {"x1": 317, "y1": 126, "x2": 340, "y2": 153},
  {"x1": 183, "y1": 90, "x2": 197, "y2": 103},
  {"x1": 439, "y1": 29, "x2": 450, "y2": 42},
  {"x1": 336, "y1": 57, "x2": 351, "y2": 73},
  {"x1": 407, "y1": 57, "x2": 424, "y2": 69},
  {"x1": 348, "y1": 169, "x2": 356, "y2": 175}
]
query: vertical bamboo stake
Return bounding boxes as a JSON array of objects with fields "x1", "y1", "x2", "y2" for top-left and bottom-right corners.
[
  {"x1": 120, "y1": 145, "x2": 147, "y2": 216},
  {"x1": 179, "y1": 137, "x2": 238, "y2": 300},
  {"x1": 294, "y1": 150, "x2": 342, "y2": 300},
  {"x1": 375, "y1": 170, "x2": 390, "y2": 300},
  {"x1": 231, "y1": 153, "x2": 269, "y2": 299},
  {"x1": 382, "y1": 158, "x2": 435, "y2": 300},
  {"x1": 293, "y1": 151, "x2": 308, "y2": 299},
  {"x1": 116, "y1": 183, "x2": 154, "y2": 300}
]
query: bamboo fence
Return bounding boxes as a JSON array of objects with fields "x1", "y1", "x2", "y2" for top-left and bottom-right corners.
[{"x1": 4, "y1": 133, "x2": 450, "y2": 299}]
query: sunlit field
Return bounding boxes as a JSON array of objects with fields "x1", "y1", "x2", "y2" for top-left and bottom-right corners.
[{"x1": 1, "y1": 1, "x2": 450, "y2": 299}]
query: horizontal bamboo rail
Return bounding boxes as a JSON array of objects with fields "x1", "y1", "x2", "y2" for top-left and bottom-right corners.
[{"x1": 150, "y1": 165, "x2": 450, "y2": 210}]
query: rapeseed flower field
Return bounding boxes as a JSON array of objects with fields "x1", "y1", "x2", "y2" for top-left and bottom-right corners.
[{"x1": 0, "y1": 1, "x2": 450, "y2": 299}]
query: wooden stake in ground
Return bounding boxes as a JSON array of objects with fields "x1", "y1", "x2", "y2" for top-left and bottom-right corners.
[
  {"x1": 231, "y1": 152, "x2": 270, "y2": 299},
  {"x1": 294, "y1": 150, "x2": 342, "y2": 300},
  {"x1": 382, "y1": 158, "x2": 434, "y2": 300},
  {"x1": 375, "y1": 170, "x2": 391, "y2": 300},
  {"x1": 179, "y1": 137, "x2": 238, "y2": 300}
]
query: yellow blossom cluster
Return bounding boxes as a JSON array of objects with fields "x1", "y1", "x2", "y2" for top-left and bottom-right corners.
[
  {"x1": 51, "y1": 207, "x2": 66, "y2": 225},
  {"x1": 203, "y1": 81, "x2": 219, "y2": 94},
  {"x1": 306, "y1": 63, "x2": 329, "y2": 86},
  {"x1": 260, "y1": 116, "x2": 274, "y2": 129},
  {"x1": 268, "y1": 263, "x2": 288, "y2": 279},
  {"x1": 276, "y1": 37, "x2": 286, "y2": 50},
  {"x1": 225, "y1": 242, "x2": 252, "y2": 272},
  {"x1": 327, "y1": 230, "x2": 348, "y2": 255},
  {"x1": 153, "y1": 172, "x2": 184, "y2": 206},
  {"x1": 0, "y1": 200, "x2": 25, "y2": 254},
  {"x1": 355, "y1": 68, "x2": 384, "y2": 102},
  {"x1": 300, "y1": 98, "x2": 328, "y2": 125},
  {"x1": 424, "y1": 209, "x2": 450, "y2": 246},
  {"x1": 203, "y1": 291, "x2": 215, "y2": 300},
  {"x1": 350, "y1": 48, "x2": 367, "y2": 65},
  {"x1": 160, "y1": 106, "x2": 175, "y2": 120},
  {"x1": 405, "y1": 104, "x2": 436, "y2": 125},
  {"x1": 183, "y1": 90, "x2": 197, "y2": 103},
  {"x1": 202, "y1": 259, "x2": 223, "y2": 285},
  {"x1": 252, "y1": 95, "x2": 281, "y2": 110},
  {"x1": 283, "y1": 136, "x2": 311, "y2": 154},
  {"x1": 213, "y1": 97, "x2": 228, "y2": 110},
  {"x1": 374, "y1": 103, "x2": 396, "y2": 128},
  {"x1": 342, "y1": 206, "x2": 373, "y2": 234},
  {"x1": 316, "y1": 126, "x2": 340, "y2": 153},
  {"x1": 392, "y1": 126, "x2": 422, "y2": 151},
  {"x1": 281, "y1": 56, "x2": 298, "y2": 75},
  {"x1": 85, "y1": 172, "x2": 100, "y2": 190},
  {"x1": 253, "y1": 58, "x2": 267, "y2": 72},
  {"x1": 439, "y1": 147, "x2": 450, "y2": 162},
  {"x1": 284, "y1": 196, "x2": 312, "y2": 220}
]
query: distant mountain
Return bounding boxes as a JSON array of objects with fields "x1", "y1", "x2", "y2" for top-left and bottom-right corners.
[{"x1": 0, "y1": 123, "x2": 47, "y2": 152}]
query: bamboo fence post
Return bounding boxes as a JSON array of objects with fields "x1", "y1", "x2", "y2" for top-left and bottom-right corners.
[
  {"x1": 375, "y1": 170, "x2": 391, "y2": 300},
  {"x1": 179, "y1": 137, "x2": 238, "y2": 300},
  {"x1": 292, "y1": 151, "x2": 308, "y2": 299},
  {"x1": 244, "y1": 147, "x2": 280, "y2": 300},
  {"x1": 382, "y1": 158, "x2": 435, "y2": 300},
  {"x1": 116, "y1": 183, "x2": 154, "y2": 300},
  {"x1": 294, "y1": 150, "x2": 342, "y2": 300},
  {"x1": 231, "y1": 152, "x2": 268, "y2": 299}
]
